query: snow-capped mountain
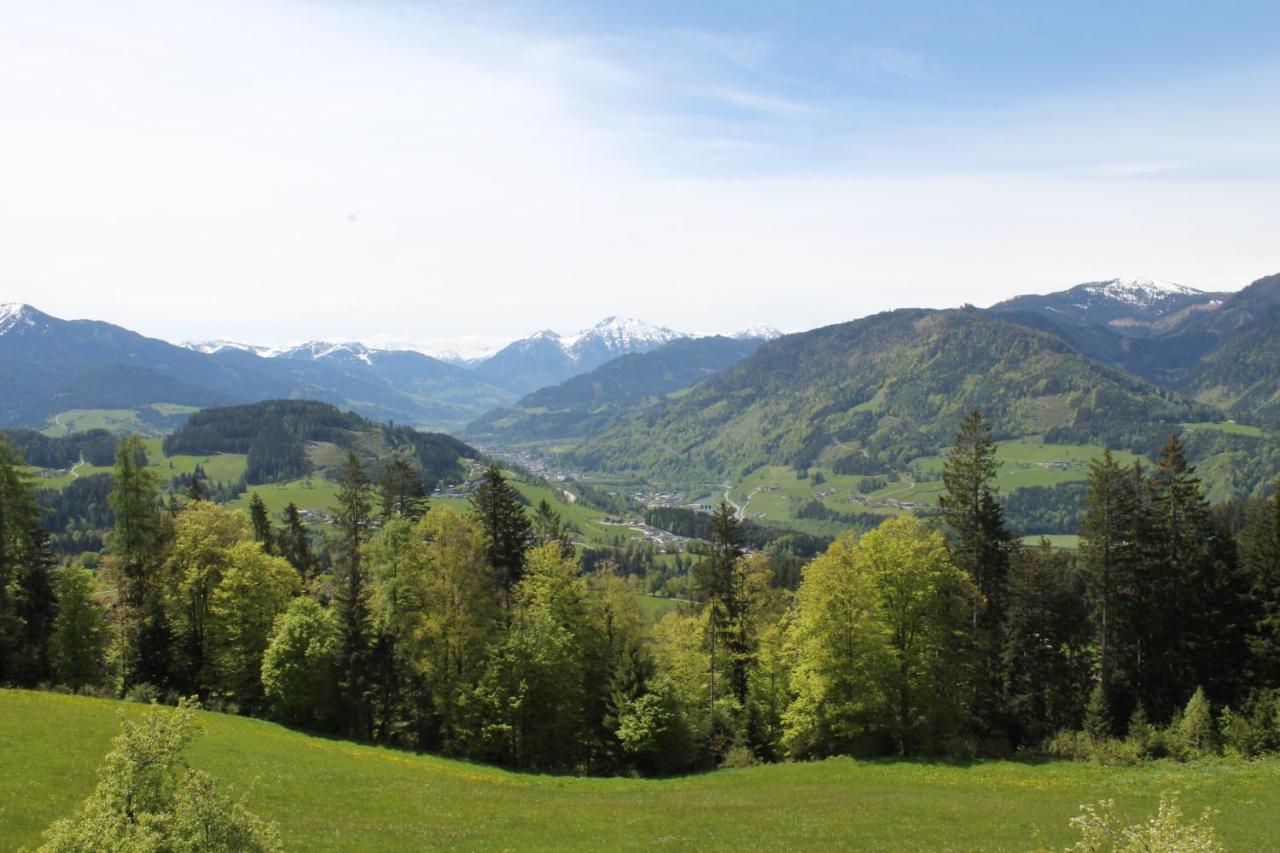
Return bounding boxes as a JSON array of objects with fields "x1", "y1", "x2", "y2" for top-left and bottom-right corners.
[
  {"x1": 0, "y1": 303, "x2": 39, "y2": 336},
  {"x1": 990, "y1": 277, "x2": 1229, "y2": 336},
  {"x1": 180, "y1": 339, "x2": 275, "y2": 357},
  {"x1": 733, "y1": 325, "x2": 783, "y2": 341}
]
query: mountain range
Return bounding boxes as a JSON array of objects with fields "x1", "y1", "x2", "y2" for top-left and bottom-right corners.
[{"x1": 0, "y1": 304, "x2": 778, "y2": 432}]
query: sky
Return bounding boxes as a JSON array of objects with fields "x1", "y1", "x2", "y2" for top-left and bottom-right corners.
[{"x1": 1, "y1": 1, "x2": 1278, "y2": 355}]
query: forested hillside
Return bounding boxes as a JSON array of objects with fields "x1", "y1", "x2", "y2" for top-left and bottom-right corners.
[
  {"x1": 467, "y1": 336, "x2": 763, "y2": 442},
  {"x1": 568, "y1": 308, "x2": 1214, "y2": 482},
  {"x1": 163, "y1": 400, "x2": 475, "y2": 486}
]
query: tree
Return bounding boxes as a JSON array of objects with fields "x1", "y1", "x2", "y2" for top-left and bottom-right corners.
[
  {"x1": 939, "y1": 410, "x2": 1014, "y2": 625},
  {"x1": 37, "y1": 699, "x2": 281, "y2": 852},
  {"x1": 999, "y1": 540, "x2": 1092, "y2": 745},
  {"x1": 1080, "y1": 447, "x2": 1141, "y2": 713},
  {"x1": 469, "y1": 465, "x2": 532, "y2": 612},
  {"x1": 531, "y1": 498, "x2": 575, "y2": 561},
  {"x1": 107, "y1": 435, "x2": 168, "y2": 693},
  {"x1": 248, "y1": 493, "x2": 273, "y2": 553},
  {"x1": 0, "y1": 435, "x2": 42, "y2": 681},
  {"x1": 163, "y1": 502, "x2": 250, "y2": 692},
  {"x1": 468, "y1": 544, "x2": 596, "y2": 770},
  {"x1": 210, "y1": 542, "x2": 300, "y2": 711},
  {"x1": 694, "y1": 502, "x2": 749, "y2": 721},
  {"x1": 938, "y1": 409, "x2": 1015, "y2": 739},
  {"x1": 261, "y1": 597, "x2": 340, "y2": 731},
  {"x1": 784, "y1": 517, "x2": 974, "y2": 757},
  {"x1": 1241, "y1": 481, "x2": 1280, "y2": 683},
  {"x1": 333, "y1": 451, "x2": 375, "y2": 738},
  {"x1": 276, "y1": 502, "x2": 314, "y2": 581},
  {"x1": 50, "y1": 563, "x2": 108, "y2": 689},
  {"x1": 379, "y1": 454, "x2": 429, "y2": 522}
]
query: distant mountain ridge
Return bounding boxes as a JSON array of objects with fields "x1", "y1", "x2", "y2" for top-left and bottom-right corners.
[
  {"x1": 466, "y1": 335, "x2": 766, "y2": 442},
  {"x1": 990, "y1": 277, "x2": 1228, "y2": 337}
]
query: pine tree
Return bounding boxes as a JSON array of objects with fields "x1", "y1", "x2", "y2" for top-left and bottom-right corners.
[
  {"x1": 469, "y1": 465, "x2": 532, "y2": 612},
  {"x1": 248, "y1": 493, "x2": 273, "y2": 553},
  {"x1": 1080, "y1": 447, "x2": 1142, "y2": 715},
  {"x1": 1241, "y1": 480, "x2": 1280, "y2": 682},
  {"x1": 0, "y1": 436, "x2": 46, "y2": 683},
  {"x1": 378, "y1": 455, "x2": 429, "y2": 522},
  {"x1": 333, "y1": 451, "x2": 375, "y2": 738},
  {"x1": 938, "y1": 410, "x2": 1014, "y2": 738},
  {"x1": 276, "y1": 503, "x2": 314, "y2": 581},
  {"x1": 694, "y1": 503, "x2": 749, "y2": 720},
  {"x1": 108, "y1": 435, "x2": 168, "y2": 692},
  {"x1": 532, "y1": 499, "x2": 575, "y2": 561},
  {"x1": 939, "y1": 410, "x2": 1014, "y2": 627},
  {"x1": 184, "y1": 468, "x2": 206, "y2": 502}
]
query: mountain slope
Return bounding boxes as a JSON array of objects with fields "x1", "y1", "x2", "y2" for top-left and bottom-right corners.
[
  {"x1": 567, "y1": 308, "x2": 1213, "y2": 481},
  {"x1": 470, "y1": 317, "x2": 688, "y2": 395},
  {"x1": 466, "y1": 335, "x2": 764, "y2": 442},
  {"x1": 1182, "y1": 273, "x2": 1280, "y2": 422},
  {"x1": 990, "y1": 277, "x2": 1227, "y2": 337},
  {"x1": 0, "y1": 304, "x2": 514, "y2": 431}
]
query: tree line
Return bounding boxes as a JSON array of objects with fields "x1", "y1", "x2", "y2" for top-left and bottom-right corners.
[{"x1": 3, "y1": 412, "x2": 1280, "y2": 774}]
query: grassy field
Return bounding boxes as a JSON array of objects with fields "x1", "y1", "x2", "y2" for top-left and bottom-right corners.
[
  {"x1": 2, "y1": 690, "x2": 1279, "y2": 851},
  {"x1": 724, "y1": 439, "x2": 1147, "y2": 534},
  {"x1": 26, "y1": 436, "x2": 248, "y2": 491},
  {"x1": 38, "y1": 405, "x2": 201, "y2": 438},
  {"x1": 230, "y1": 478, "x2": 342, "y2": 517}
]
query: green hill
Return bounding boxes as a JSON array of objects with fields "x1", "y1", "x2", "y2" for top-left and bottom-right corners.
[
  {"x1": 466, "y1": 336, "x2": 762, "y2": 443},
  {"x1": 567, "y1": 308, "x2": 1215, "y2": 483},
  {"x1": 3, "y1": 690, "x2": 1279, "y2": 851}
]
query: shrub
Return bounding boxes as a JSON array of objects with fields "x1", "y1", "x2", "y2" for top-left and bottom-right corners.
[{"x1": 1066, "y1": 796, "x2": 1222, "y2": 852}]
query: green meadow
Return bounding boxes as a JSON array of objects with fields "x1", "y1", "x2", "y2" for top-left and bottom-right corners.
[
  {"x1": 724, "y1": 439, "x2": 1147, "y2": 535},
  {"x1": 2, "y1": 690, "x2": 1278, "y2": 851}
]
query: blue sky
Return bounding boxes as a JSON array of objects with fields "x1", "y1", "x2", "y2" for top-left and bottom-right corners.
[{"x1": 1, "y1": 1, "x2": 1277, "y2": 352}]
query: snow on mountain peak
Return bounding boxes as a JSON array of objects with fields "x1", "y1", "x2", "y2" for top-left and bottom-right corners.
[
  {"x1": 1081, "y1": 277, "x2": 1202, "y2": 306},
  {"x1": 733, "y1": 325, "x2": 783, "y2": 341},
  {"x1": 180, "y1": 339, "x2": 270, "y2": 356},
  {"x1": 562, "y1": 317, "x2": 685, "y2": 353},
  {"x1": 0, "y1": 303, "x2": 37, "y2": 336}
]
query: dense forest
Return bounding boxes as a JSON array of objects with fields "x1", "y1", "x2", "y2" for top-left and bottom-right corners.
[{"x1": 4, "y1": 409, "x2": 1280, "y2": 776}]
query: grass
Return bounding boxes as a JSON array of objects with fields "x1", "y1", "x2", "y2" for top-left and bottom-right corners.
[
  {"x1": 632, "y1": 592, "x2": 686, "y2": 626},
  {"x1": 25, "y1": 437, "x2": 248, "y2": 492},
  {"x1": 1182, "y1": 420, "x2": 1265, "y2": 438},
  {"x1": 230, "y1": 478, "x2": 342, "y2": 517},
  {"x1": 37, "y1": 404, "x2": 200, "y2": 438},
  {"x1": 722, "y1": 439, "x2": 1148, "y2": 534},
  {"x1": 3, "y1": 690, "x2": 1279, "y2": 851},
  {"x1": 1020, "y1": 534, "x2": 1081, "y2": 550}
]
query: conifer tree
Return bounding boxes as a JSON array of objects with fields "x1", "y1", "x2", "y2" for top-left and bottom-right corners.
[
  {"x1": 469, "y1": 465, "x2": 532, "y2": 612},
  {"x1": 333, "y1": 451, "x2": 375, "y2": 738},
  {"x1": 532, "y1": 498, "x2": 575, "y2": 561},
  {"x1": 695, "y1": 503, "x2": 748, "y2": 718},
  {"x1": 0, "y1": 436, "x2": 47, "y2": 683},
  {"x1": 276, "y1": 503, "x2": 314, "y2": 581},
  {"x1": 1241, "y1": 480, "x2": 1280, "y2": 682},
  {"x1": 1080, "y1": 447, "x2": 1142, "y2": 716},
  {"x1": 248, "y1": 493, "x2": 273, "y2": 553},
  {"x1": 378, "y1": 454, "x2": 429, "y2": 522},
  {"x1": 108, "y1": 435, "x2": 168, "y2": 692},
  {"x1": 939, "y1": 410, "x2": 1014, "y2": 627}
]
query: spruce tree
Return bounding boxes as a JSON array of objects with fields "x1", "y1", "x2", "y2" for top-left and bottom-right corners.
[
  {"x1": 469, "y1": 465, "x2": 532, "y2": 611},
  {"x1": 378, "y1": 454, "x2": 429, "y2": 522},
  {"x1": 0, "y1": 436, "x2": 46, "y2": 683},
  {"x1": 939, "y1": 410, "x2": 1014, "y2": 626},
  {"x1": 277, "y1": 503, "x2": 314, "y2": 581},
  {"x1": 333, "y1": 451, "x2": 375, "y2": 738},
  {"x1": 108, "y1": 435, "x2": 168, "y2": 692},
  {"x1": 938, "y1": 410, "x2": 1014, "y2": 739},
  {"x1": 1080, "y1": 447, "x2": 1143, "y2": 719},
  {"x1": 248, "y1": 493, "x2": 273, "y2": 553},
  {"x1": 532, "y1": 499, "x2": 575, "y2": 561},
  {"x1": 695, "y1": 503, "x2": 749, "y2": 715},
  {"x1": 1241, "y1": 480, "x2": 1280, "y2": 682}
]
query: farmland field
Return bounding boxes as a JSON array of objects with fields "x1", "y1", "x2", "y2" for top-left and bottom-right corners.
[{"x1": 2, "y1": 690, "x2": 1277, "y2": 851}]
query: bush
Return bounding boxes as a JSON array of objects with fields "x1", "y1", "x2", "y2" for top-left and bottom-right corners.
[
  {"x1": 1066, "y1": 796, "x2": 1222, "y2": 852},
  {"x1": 124, "y1": 682, "x2": 160, "y2": 705}
]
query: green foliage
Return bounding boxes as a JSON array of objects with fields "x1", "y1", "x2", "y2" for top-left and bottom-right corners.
[
  {"x1": 261, "y1": 598, "x2": 340, "y2": 731},
  {"x1": 784, "y1": 517, "x2": 975, "y2": 758},
  {"x1": 36, "y1": 698, "x2": 280, "y2": 852},
  {"x1": 50, "y1": 564, "x2": 107, "y2": 689}
]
